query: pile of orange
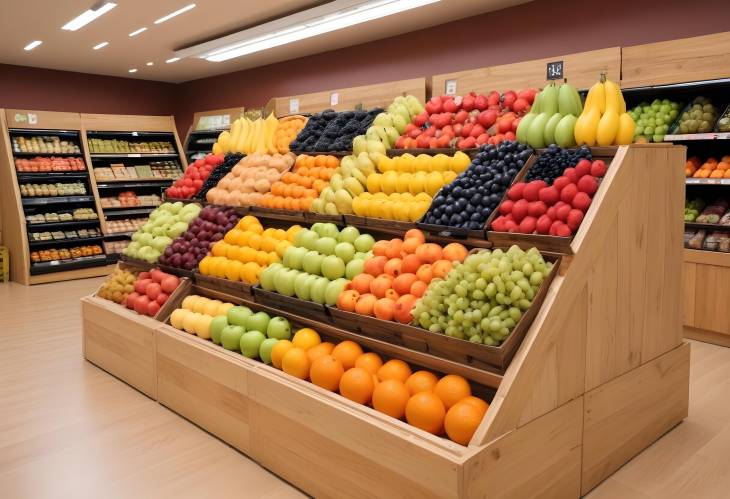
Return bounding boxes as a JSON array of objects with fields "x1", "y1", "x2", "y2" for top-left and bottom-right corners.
[
  {"x1": 258, "y1": 154, "x2": 340, "y2": 211},
  {"x1": 274, "y1": 115, "x2": 308, "y2": 153},
  {"x1": 270, "y1": 329, "x2": 489, "y2": 445},
  {"x1": 688, "y1": 155, "x2": 730, "y2": 179}
]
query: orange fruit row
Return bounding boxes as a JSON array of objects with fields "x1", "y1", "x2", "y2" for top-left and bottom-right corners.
[
  {"x1": 256, "y1": 155, "x2": 340, "y2": 211},
  {"x1": 258, "y1": 193, "x2": 315, "y2": 211},
  {"x1": 295, "y1": 154, "x2": 340, "y2": 169}
]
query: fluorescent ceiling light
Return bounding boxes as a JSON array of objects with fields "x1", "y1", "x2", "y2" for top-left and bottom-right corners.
[
  {"x1": 146, "y1": 62, "x2": 154, "y2": 66},
  {"x1": 62, "y1": 2, "x2": 116, "y2": 31},
  {"x1": 129, "y1": 27, "x2": 147, "y2": 37},
  {"x1": 154, "y1": 4, "x2": 196, "y2": 24},
  {"x1": 24, "y1": 40, "x2": 42, "y2": 51},
  {"x1": 93, "y1": 41, "x2": 109, "y2": 50},
  {"x1": 178, "y1": 0, "x2": 438, "y2": 62},
  {"x1": 128, "y1": 68, "x2": 138, "y2": 73},
  {"x1": 166, "y1": 57, "x2": 180, "y2": 63}
]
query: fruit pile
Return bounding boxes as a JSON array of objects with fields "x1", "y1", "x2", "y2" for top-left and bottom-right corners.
[
  {"x1": 100, "y1": 191, "x2": 161, "y2": 208},
  {"x1": 273, "y1": 115, "x2": 308, "y2": 153},
  {"x1": 413, "y1": 246, "x2": 552, "y2": 345},
  {"x1": 165, "y1": 153, "x2": 225, "y2": 199},
  {"x1": 12, "y1": 135, "x2": 80, "y2": 154},
  {"x1": 523, "y1": 145, "x2": 593, "y2": 185},
  {"x1": 14, "y1": 156, "x2": 85, "y2": 172},
  {"x1": 170, "y1": 296, "x2": 489, "y2": 444},
  {"x1": 258, "y1": 154, "x2": 339, "y2": 211},
  {"x1": 198, "y1": 216, "x2": 301, "y2": 284},
  {"x1": 517, "y1": 82, "x2": 583, "y2": 148},
  {"x1": 31, "y1": 245, "x2": 103, "y2": 263},
  {"x1": 124, "y1": 202, "x2": 201, "y2": 263},
  {"x1": 574, "y1": 78, "x2": 634, "y2": 146},
  {"x1": 290, "y1": 109, "x2": 382, "y2": 153},
  {"x1": 396, "y1": 89, "x2": 536, "y2": 150},
  {"x1": 196, "y1": 153, "x2": 242, "y2": 200},
  {"x1": 674, "y1": 97, "x2": 718, "y2": 134},
  {"x1": 628, "y1": 98, "x2": 681, "y2": 142},
  {"x1": 124, "y1": 268, "x2": 181, "y2": 317},
  {"x1": 356, "y1": 95, "x2": 425, "y2": 151},
  {"x1": 687, "y1": 156, "x2": 730, "y2": 179},
  {"x1": 421, "y1": 141, "x2": 532, "y2": 230},
  {"x1": 337, "y1": 229, "x2": 469, "y2": 324},
  {"x1": 491, "y1": 157, "x2": 607, "y2": 236},
  {"x1": 684, "y1": 198, "x2": 705, "y2": 222},
  {"x1": 205, "y1": 153, "x2": 295, "y2": 206},
  {"x1": 259, "y1": 223, "x2": 375, "y2": 305},
  {"x1": 97, "y1": 267, "x2": 138, "y2": 304},
  {"x1": 20, "y1": 182, "x2": 86, "y2": 197},
  {"x1": 213, "y1": 114, "x2": 290, "y2": 155},
  {"x1": 159, "y1": 205, "x2": 239, "y2": 271}
]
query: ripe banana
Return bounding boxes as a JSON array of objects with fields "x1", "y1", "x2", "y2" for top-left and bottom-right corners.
[
  {"x1": 603, "y1": 79, "x2": 622, "y2": 115},
  {"x1": 574, "y1": 108, "x2": 600, "y2": 146},
  {"x1": 614, "y1": 113, "x2": 636, "y2": 145},
  {"x1": 596, "y1": 110, "x2": 619, "y2": 146},
  {"x1": 584, "y1": 81, "x2": 606, "y2": 114}
]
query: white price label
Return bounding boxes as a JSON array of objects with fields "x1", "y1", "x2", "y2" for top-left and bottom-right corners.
[
  {"x1": 330, "y1": 92, "x2": 339, "y2": 106},
  {"x1": 445, "y1": 79, "x2": 457, "y2": 95},
  {"x1": 50, "y1": 260, "x2": 59, "y2": 266},
  {"x1": 128, "y1": 153, "x2": 141, "y2": 158},
  {"x1": 28, "y1": 113, "x2": 38, "y2": 125},
  {"x1": 289, "y1": 98, "x2": 300, "y2": 114}
]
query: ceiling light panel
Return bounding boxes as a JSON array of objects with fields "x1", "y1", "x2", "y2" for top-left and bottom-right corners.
[
  {"x1": 154, "y1": 4, "x2": 196, "y2": 24},
  {"x1": 24, "y1": 41, "x2": 42, "y2": 51},
  {"x1": 129, "y1": 27, "x2": 147, "y2": 37},
  {"x1": 93, "y1": 41, "x2": 109, "y2": 50},
  {"x1": 165, "y1": 57, "x2": 180, "y2": 63},
  {"x1": 62, "y1": 2, "x2": 117, "y2": 31}
]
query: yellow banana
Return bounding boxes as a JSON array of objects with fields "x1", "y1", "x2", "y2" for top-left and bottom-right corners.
[
  {"x1": 228, "y1": 119, "x2": 242, "y2": 152},
  {"x1": 575, "y1": 108, "x2": 600, "y2": 146},
  {"x1": 596, "y1": 110, "x2": 619, "y2": 146},
  {"x1": 584, "y1": 81, "x2": 606, "y2": 114},
  {"x1": 216, "y1": 130, "x2": 231, "y2": 153},
  {"x1": 614, "y1": 113, "x2": 636, "y2": 145},
  {"x1": 603, "y1": 79, "x2": 622, "y2": 115},
  {"x1": 242, "y1": 118, "x2": 255, "y2": 153},
  {"x1": 235, "y1": 118, "x2": 249, "y2": 153}
]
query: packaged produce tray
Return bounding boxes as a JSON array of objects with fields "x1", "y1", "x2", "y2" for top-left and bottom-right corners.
[
  {"x1": 252, "y1": 285, "x2": 332, "y2": 323},
  {"x1": 194, "y1": 272, "x2": 253, "y2": 299}
]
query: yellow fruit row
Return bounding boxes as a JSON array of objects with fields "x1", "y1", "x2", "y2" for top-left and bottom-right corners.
[
  {"x1": 377, "y1": 151, "x2": 471, "y2": 174},
  {"x1": 199, "y1": 256, "x2": 266, "y2": 284},
  {"x1": 352, "y1": 192, "x2": 431, "y2": 221},
  {"x1": 366, "y1": 170, "x2": 456, "y2": 197}
]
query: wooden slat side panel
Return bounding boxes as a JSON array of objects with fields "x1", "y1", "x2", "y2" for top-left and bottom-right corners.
[
  {"x1": 693, "y1": 264, "x2": 730, "y2": 335},
  {"x1": 682, "y1": 261, "x2": 697, "y2": 328},
  {"x1": 622, "y1": 31, "x2": 730, "y2": 87},
  {"x1": 463, "y1": 398, "x2": 583, "y2": 499},
  {"x1": 581, "y1": 343, "x2": 690, "y2": 495}
]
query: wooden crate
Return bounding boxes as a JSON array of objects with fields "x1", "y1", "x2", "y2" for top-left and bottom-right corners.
[{"x1": 194, "y1": 272, "x2": 253, "y2": 300}]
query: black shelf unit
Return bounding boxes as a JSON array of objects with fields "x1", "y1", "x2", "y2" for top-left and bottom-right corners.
[
  {"x1": 29, "y1": 255, "x2": 108, "y2": 276},
  {"x1": 96, "y1": 180, "x2": 172, "y2": 189},
  {"x1": 12, "y1": 151, "x2": 84, "y2": 157},
  {"x1": 26, "y1": 219, "x2": 100, "y2": 230},
  {"x1": 102, "y1": 207, "x2": 155, "y2": 217},
  {"x1": 17, "y1": 172, "x2": 89, "y2": 181},
  {"x1": 185, "y1": 128, "x2": 223, "y2": 160},
  {"x1": 8, "y1": 128, "x2": 80, "y2": 138},
  {"x1": 28, "y1": 236, "x2": 104, "y2": 249},
  {"x1": 90, "y1": 153, "x2": 179, "y2": 159},
  {"x1": 21, "y1": 195, "x2": 96, "y2": 206}
]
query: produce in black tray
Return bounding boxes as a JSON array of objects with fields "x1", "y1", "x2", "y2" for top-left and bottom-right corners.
[
  {"x1": 523, "y1": 145, "x2": 592, "y2": 185},
  {"x1": 196, "y1": 153, "x2": 244, "y2": 200},
  {"x1": 290, "y1": 108, "x2": 383, "y2": 152}
]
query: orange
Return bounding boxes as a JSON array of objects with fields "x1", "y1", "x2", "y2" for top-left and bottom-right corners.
[
  {"x1": 405, "y1": 370, "x2": 439, "y2": 395},
  {"x1": 309, "y1": 354, "x2": 344, "y2": 392},
  {"x1": 405, "y1": 391, "x2": 445, "y2": 434},
  {"x1": 434, "y1": 374, "x2": 472, "y2": 409},
  {"x1": 339, "y1": 367, "x2": 374, "y2": 405},
  {"x1": 355, "y1": 352, "x2": 383, "y2": 375},
  {"x1": 282, "y1": 347, "x2": 310, "y2": 380},
  {"x1": 211, "y1": 241, "x2": 228, "y2": 257},
  {"x1": 291, "y1": 328, "x2": 321, "y2": 351},
  {"x1": 444, "y1": 401, "x2": 484, "y2": 445},
  {"x1": 271, "y1": 340, "x2": 293, "y2": 369},
  {"x1": 377, "y1": 359, "x2": 412, "y2": 383},
  {"x1": 315, "y1": 155, "x2": 327, "y2": 167},
  {"x1": 307, "y1": 341, "x2": 335, "y2": 362},
  {"x1": 326, "y1": 156, "x2": 339, "y2": 168},
  {"x1": 331, "y1": 340, "x2": 364, "y2": 370},
  {"x1": 460, "y1": 396, "x2": 489, "y2": 416},
  {"x1": 224, "y1": 260, "x2": 243, "y2": 282},
  {"x1": 224, "y1": 228, "x2": 243, "y2": 245},
  {"x1": 248, "y1": 233, "x2": 262, "y2": 250},
  {"x1": 372, "y1": 379, "x2": 410, "y2": 419}
]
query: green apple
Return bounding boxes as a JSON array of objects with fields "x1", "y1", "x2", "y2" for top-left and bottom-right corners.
[
  {"x1": 345, "y1": 258, "x2": 365, "y2": 279},
  {"x1": 354, "y1": 251, "x2": 367, "y2": 260},
  {"x1": 259, "y1": 338, "x2": 278, "y2": 364},
  {"x1": 294, "y1": 272, "x2": 316, "y2": 301},
  {"x1": 352, "y1": 135, "x2": 367, "y2": 156},
  {"x1": 170, "y1": 201, "x2": 184, "y2": 214},
  {"x1": 227, "y1": 306, "x2": 253, "y2": 328},
  {"x1": 319, "y1": 223, "x2": 340, "y2": 239},
  {"x1": 240, "y1": 330, "x2": 266, "y2": 359},
  {"x1": 310, "y1": 276, "x2": 330, "y2": 304},
  {"x1": 259, "y1": 263, "x2": 282, "y2": 291},
  {"x1": 166, "y1": 221, "x2": 188, "y2": 238},
  {"x1": 354, "y1": 234, "x2": 375, "y2": 253},
  {"x1": 298, "y1": 229, "x2": 319, "y2": 250},
  {"x1": 302, "y1": 250, "x2": 324, "y2": 275},
  {"x1": 338, "y1": 226, "x2": 360, "y2": 244},
  {"x1": 246, "y1": 311, "x2": 270, "y2": 333},
  {"x1": 138, "y1": 233, "x2": 154, "y2": 247},
  {"x1": 325, "y1": 278, "x2": 349, "y2": 306},
  {"x1": 152, "y1": 236, "x2": 172, "y2": 252},
  {"x1": 314, "y1": 237, "x2": 337, "y2": 256},
  {"x1": 335, "y1": 242, "x2": 355, "y2": 263},
  {"x1": 283, "y1": 246, "x2": 307, "y2": 270},
  {"x1": 274, "y1": 268, "x2": 298, "y2": 296},
  {"x1": 266, "y1": 316, "x2": 291, "y2": 340},
  {"x1": 220, "y1": 325, "x2": 244, "y2": 351},
  {"x1": 321, "y1": 255, "x2": 345, "y2": 280},
  {"x1": 209, "y1": 315, "x2": 229, "y2": 345}
]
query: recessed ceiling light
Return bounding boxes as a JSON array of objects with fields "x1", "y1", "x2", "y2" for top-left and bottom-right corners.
[
  {"x1": 93, "y1": 41, "x2": 109, "y2": 50},
  {"x1": 154, "y1": 3, "x2": 196, "y2": 24},
  {"x1": 165, "y1": 57, "x2": 180, "y2": 63},
  {"x1": 62, "y1": 2, "x2": 117, "y2": 31},
  {"x1": 24, "y1": 40, "x2": 42, "y2": 51},
  {"x1": 146, "y1": 62, "x2": 154, "y2": 66},
  {"x1": 129, "y1": 27, "x2": 147, "y2": 37},
  {"x1": 128, "y1": 68, "x2": 138, "y2": 73}
]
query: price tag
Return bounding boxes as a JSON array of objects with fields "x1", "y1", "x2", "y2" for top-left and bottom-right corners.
[
  {"x1": 546, "y1": 61, "x2": 564, "y2": 80},
  {"x1": 445, "y1": 79, "x2": 457, "y2": 95},
  {"x1": 289, "y1": 98, "x2": 300, "y2": 114},
  {"x1": 50, "y1": 260, "x2": 59, "y2": 266},
  {"x1": 330, "y1": 92, "x2": 339, "y2": 106},
  {"x1": 128, "y1": 153, "x2": 141, "y2": 158},
  {"x1": 28, "y1": 113, "x2": 38, "y2": 125}
]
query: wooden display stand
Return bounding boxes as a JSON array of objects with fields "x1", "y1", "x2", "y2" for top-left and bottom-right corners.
[
  {"x1": 682, "y1": 249, "x2": 730, "y2": 347},
  {"x1": 81, "y1": 144, "x2": 689, "y2": 497},
  {"x1": 265, "y1": 77, "x2": 427, "y2": 116},
  {"x1": 430, "y1": 48, "x2": 620, "y2": 95}
]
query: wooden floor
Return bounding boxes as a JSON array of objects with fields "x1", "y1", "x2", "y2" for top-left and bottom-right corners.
[{"x1": 1, "y1": 278, "x2": 728, "y2": 499}]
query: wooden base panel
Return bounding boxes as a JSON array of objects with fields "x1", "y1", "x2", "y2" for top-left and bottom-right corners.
[
  {"x1": 27, "y1": 264, "x2": 115, "y2": 285},
  {"x1": 684, "y1": 326, "x2": 730, "y2": 348}
]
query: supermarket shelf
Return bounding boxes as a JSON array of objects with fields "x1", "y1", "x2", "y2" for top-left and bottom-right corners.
[
  {"x1": 28, "y1": 236, "x2": 104, "y2": 248},
  {"x1": 685, "y1": 178, "x2": 730, "y2": 185},
  {"x1": 103, "y1": 207, "x2": 154, "y2": 217},
  {"x1": 16, "y1": 172, "x2": 88, "y2": 181},
  {"x1": 102, "y1": 204, "x2": 160, "y2": 211},
  {"x1": 21, "y1": 195, "x2": 95, "y2": 206},
  {"x1": 106, "y1": 253, "x2": 122, "y2": 263},
  {"x1": 104, "y1": 231, "x2": 135, "y2": 238},
  {"x1": 86, "y1": 130, "x2": 175, "y2": 138},
  {"x1": 684, "y1": 247, "x2": 730, "y2": 268},
  {"x1": 90, "y1": 153, "x2": 178, "y2": 159},
  {"x1": 12, "y1": 151, "x2": 84, "y2": 157},
  {"x1": 666, "y1": 132, "x2": 730, "y2": 141},
  {"x1": 96, "y1": 179, "x2": 172, "y2": 189},
  {"x1": 29, "y1": 254, "x2": 108, "y2": 276},
  {"x1": 26, "y1": 219, "x2": 100, "y2": 230},
  {"x1": 9, "y1": 128, "x2": 79, "y2": 137},
  {"x1": 685, "y1": 222, "x2": 730, "y2": 230}
]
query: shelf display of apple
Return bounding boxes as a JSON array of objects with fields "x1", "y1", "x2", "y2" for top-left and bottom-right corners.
[
  {"x1": 124, "y1": 268, "x2": 181, "y2": 317},
  {"x1": 258, "y1": 222, "x2": 377, "y2": 305},
  {"x1": 123, "y1": 202, "x2": 202, "y2": 263},
  {"x1": 165, "y1": 153, "x2": 225, "y2": 199},
  {"x1": 158, "y1": 205, "x2": 239, "y2": 271},
  {"x1": 395, "y1": 90, "x2": 536, "y2": 150}
]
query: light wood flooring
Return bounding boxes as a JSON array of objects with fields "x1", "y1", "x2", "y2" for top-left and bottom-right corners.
[{"x1": 1, "y1": 278, "x2": 728, "y2": 499}]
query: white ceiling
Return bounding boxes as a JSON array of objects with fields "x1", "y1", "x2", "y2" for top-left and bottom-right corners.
[{"x1": 0, "y1": 0, "x2": 529, "y2": 83}]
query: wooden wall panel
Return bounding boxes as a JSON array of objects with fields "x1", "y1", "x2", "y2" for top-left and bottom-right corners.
[
  {"x1": 582, "y1": 343, "x2": 690, "y2": 494},
  {"x1": 622, "y1": 31, "x2": 730, "y2": 87},
  {"x1": 693, "y1": 264, "x2": 730, "y2": 335},
  {"x1": 80, "y1": 113, "x2": 176, "y2": 132}
]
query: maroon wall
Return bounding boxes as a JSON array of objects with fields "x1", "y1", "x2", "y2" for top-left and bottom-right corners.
[
  {"x1": 174, "y1": 0, "x2": 730, "y2": 136},
  {"x1": 0, "y1": 64, "x2": 177, "y2": 120}
]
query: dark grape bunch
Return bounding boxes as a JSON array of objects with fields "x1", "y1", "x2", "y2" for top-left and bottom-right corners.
[
  {"x1": 290, "y1": 108, "x2": 382, "y2": 152},
  {"x1": 196, "y1": 153, "x2": 243, "y2": 200},
  {"x1": 422, "y1": 141, "x2": 533, "y2": 230},
  {"x1": 524, "y1": 144, "x2": 592, "y2": 184}
]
